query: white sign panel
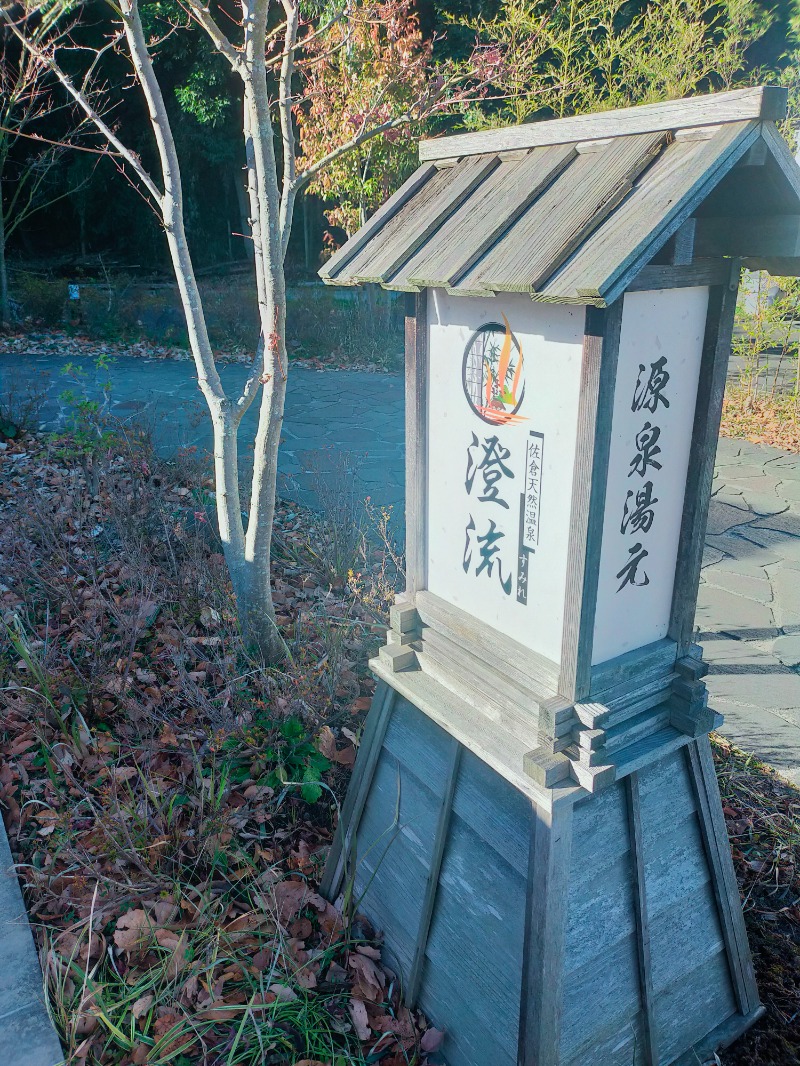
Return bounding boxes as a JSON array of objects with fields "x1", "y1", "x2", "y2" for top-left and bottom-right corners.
[
  {"x1": 591, "y1": 287, "x2": 709, "y2": 666},
  {"x1": 426, "y1": 290, "x2": 584, "y2": 664}
]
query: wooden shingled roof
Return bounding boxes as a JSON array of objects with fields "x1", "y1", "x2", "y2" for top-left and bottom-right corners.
[{"x1": 320, "y1": 86, "x2": 798, "y2": 306}]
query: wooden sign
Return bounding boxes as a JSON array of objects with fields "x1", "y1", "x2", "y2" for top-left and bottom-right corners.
[{"x1": 318, "y1": 88, "x2": 800, "y2": 1066}]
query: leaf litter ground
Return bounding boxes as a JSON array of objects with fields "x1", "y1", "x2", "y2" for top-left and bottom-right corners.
[
  {"x1": 0, "y1": 326, "x2": 396, "y2": 375},
  {"x1": 0, "y1": 425, "x2": 437, "y2": 1066}
]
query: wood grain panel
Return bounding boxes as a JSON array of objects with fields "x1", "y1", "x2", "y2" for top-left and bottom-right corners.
[
  {"x1": 405, "y1": 290, "x2": 428, "y2": 594},
  {"x1": 570, "y1": 783, "x2": 631, "y2": 868},
  {"x1": 418, "y1": 86, "x2": 786, "y2": 160},
  {"x1": 657, "y1": 948, "x2": 737, "y2": 1064},
  {"x1": 564, "y1": 1017, "x2": 646, "y2": 1066},
  {"x1": 344, "y1": 154, "x2": 499, "y2": 283},
  {"x1": 559, "y1": 301, "x2": 624, "y2": 700},
  {"x1": 636, "y1": 747, "x2": 698, "y2": 828},
  {"x1": 669, "y1": 281, "x2": 738, "y2": 651},
  {"x1": 320, "y1": 682, "x2": 394, "y2": 899},
  {"x1": 626, "y1": 773, "x2": 659, "y2": 1066},
  {"x1": 565, "y1": 852, "x2": 637, "y2": 972},
  {"x1": 321, "y1": 162, "x2": 436, "y2": 281},
  {"x1": 519, "y1": 803, "x2": 574, "y2": 1066},
  {"x1": 560, "y1": 934, "x2": 642, "y2": 1062},
  {"x1": 456, "y1": 133, "x2": 665, "y2": 294},
  {"x1": 382, "y1": 693, "x2": 453, "y2": 781},
  {"x1": 685, "y1": 738, "x2": 760, "y2": 1014},
  {"x1": 390, "y1": 143, "x2": 577, "y2": 289},
  {"x1": 420, "y1": 811, "x2": 528, "y2": 1066},
  {"x1": 451, "y1": 748, "x2": 532, "y2": 877},
  {"x1": 406, "y1": 737, "x2": 461, "y2": 1005},
  {"x1": 641, "y1": 809, "x2": 713, "y2": 916},
  {"x1": 543, "y1": 121, "x2": 758, "y2": 303},
  {"x1": 649, "y1": 888, "x2": 726, "y2": 993}
]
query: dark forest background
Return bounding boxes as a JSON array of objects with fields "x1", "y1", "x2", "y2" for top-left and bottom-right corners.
[{"x1": 1, "y1": 1, "x2": 795, "y2": 279}]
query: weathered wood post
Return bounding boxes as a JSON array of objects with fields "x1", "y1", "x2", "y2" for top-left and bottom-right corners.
[{"x1": 320, "y1": 87, "x2": 800, "y2": 1066}]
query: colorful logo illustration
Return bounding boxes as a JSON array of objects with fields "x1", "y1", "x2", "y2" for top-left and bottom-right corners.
[{"x1": 462, "y1": 315, "x2": 526, "y2": 425}]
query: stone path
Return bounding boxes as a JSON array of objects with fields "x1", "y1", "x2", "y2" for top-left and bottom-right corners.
[
  {"x1": 2, "y1": 350, "x2": 800, "y2": 782},
  {"x1": 0, "y1": 351, "x2": 406, "y2": 514},
  {"x1": 700, "y1": 438, "x2": 800, "y2": 784}
]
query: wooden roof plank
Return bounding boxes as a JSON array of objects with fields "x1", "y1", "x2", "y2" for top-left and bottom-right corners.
[
  {"x1": 389, "y1": 143, "x2": 577, "y2": 290},
  {"x1": 418, "y1": 86, "x2": 787, "y2": 162},
  {"x1": 333, "y1": 163, "x2": 458, "y2": 282},
  {"x1": 343, "y1": 153, "x2": 500, "y2": 283},
  {"x1": 542, "y1": 120, "x2": 759, "y2": 303},
  {"x1": 454, "y1": 131, "x2": 666, "y2": 294},
  {"x1": 320, "y1": 162, "x2": 437, "y2": 282}
]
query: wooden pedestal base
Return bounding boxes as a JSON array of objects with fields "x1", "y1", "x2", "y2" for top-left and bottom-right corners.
[{"x1": 322, "y1": 682, "x2": 761, "y2": 1066}]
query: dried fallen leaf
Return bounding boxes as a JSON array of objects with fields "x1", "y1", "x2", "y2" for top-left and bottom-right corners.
[
  {"x1": 152, "y1": 1011, "x2": 194, "y2": 1056},
  {"x1": 289, "y1": 917, "x2": 313, "y2": 939},
  {"x1": 110, "y1": 766, "x2": 138, "y2": 782},
  {"x1": 155, "y1": 928, "x2": 191, "y2": 979},
  {"x1": 333, "y1": 743, "x2": 356, "y2": 767},
  {"x1": 349, "y1": 996, "x2": 371, "y2": 1040},
  {"x1": 269, "y1": 983, "x2": 299, "y2": 1003},
  {"x1": 199, "y1": 1002, "x2": 239, "y2": 1021},
  {"x1": 113, "y1": 909, "x2": 154, "y2": 952},
  {"x1": 74, "y1": 1010, "x2": 98, "y2": 1036},
  {"x1": 131, "y1": 994, "x2": 154, "y2": 1020},
  {"x1": 355, "y1": 944, "x2": 381, "y2": 960},
  {"x1": 317, "y1": 725, "x2": 337, "y2": 760},
  {"x1": 348, "y1": 951, "x2": 385, "y2": 1001},
  {"x1": 199, "y1": 605, "x2": 221, "y2": 629},
  {"x1": 152, "y1": 899, "x2": 178, "y2": 925},
  {"x1": 421, "y1": 1027, "x2": 445, "y2": 1052},
  {"x1": 272, "y1": 878, "x2": 326, "y2": 924},
  {"x1": 252, "y1": 947, "x2": 271, "y2": 971}
]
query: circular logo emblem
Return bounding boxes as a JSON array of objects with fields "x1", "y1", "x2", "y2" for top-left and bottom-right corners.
[{"x1": 462, "y1": 314, "x2": 526, "y2": 425}]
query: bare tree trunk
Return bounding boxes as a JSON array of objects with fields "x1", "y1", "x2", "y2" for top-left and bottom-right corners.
[
  {"x1": 127, "y1": 0, "x2": 287, "y2": 661},
  {"x1": 118, "y1": 0, "x2": 279, "y2": 654},
  {"x1": 0, "y1": 178, "x2": 8, "y2": 328},
  {"x1": 235, "y1": 0, "x2": 291, "y2": 663},
  {"x1": 303, "y1": 192, "x2": 311, "y2": 270}
]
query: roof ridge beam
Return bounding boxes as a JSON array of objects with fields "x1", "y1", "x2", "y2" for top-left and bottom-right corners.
[{"x1": 419, "y1": 86, "x2": 787, "y2": 162}]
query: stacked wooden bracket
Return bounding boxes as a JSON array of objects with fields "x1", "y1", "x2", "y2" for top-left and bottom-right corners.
[
  {"x1": 378, "y1": 602, "x2": 723, "y2": 801},
  {"x1": 526, "y1": 647, "x2": 722, "y2": 794}
]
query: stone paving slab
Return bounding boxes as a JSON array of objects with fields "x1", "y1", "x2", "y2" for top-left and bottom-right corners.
[
  {"x1": 701, "y1": 438, "x2": 800, "y2": 785},
  {"x1": 0, "y1": 823, "x2": 62, "y2": 1066},
  {"x1": 2, "y1": 352, "x2": 800, "y2": 786}
]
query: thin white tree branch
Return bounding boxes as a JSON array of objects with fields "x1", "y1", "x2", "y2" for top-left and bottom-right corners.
[
  {"x1": 278, "y1": 0, "x2": 299, "y2": 257},
  {"x1": 182, "y1": 0, "x2": 243, "y2": 71},
  {"x1": 0, "y1": 7, "x2": 164, "y2": 204},
  {"x1": 293, "y1": 112, "x2": 410, "y2": 193},
  {"x1": 119, "y1": 0, "x2": 226, "y2": 406}
]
